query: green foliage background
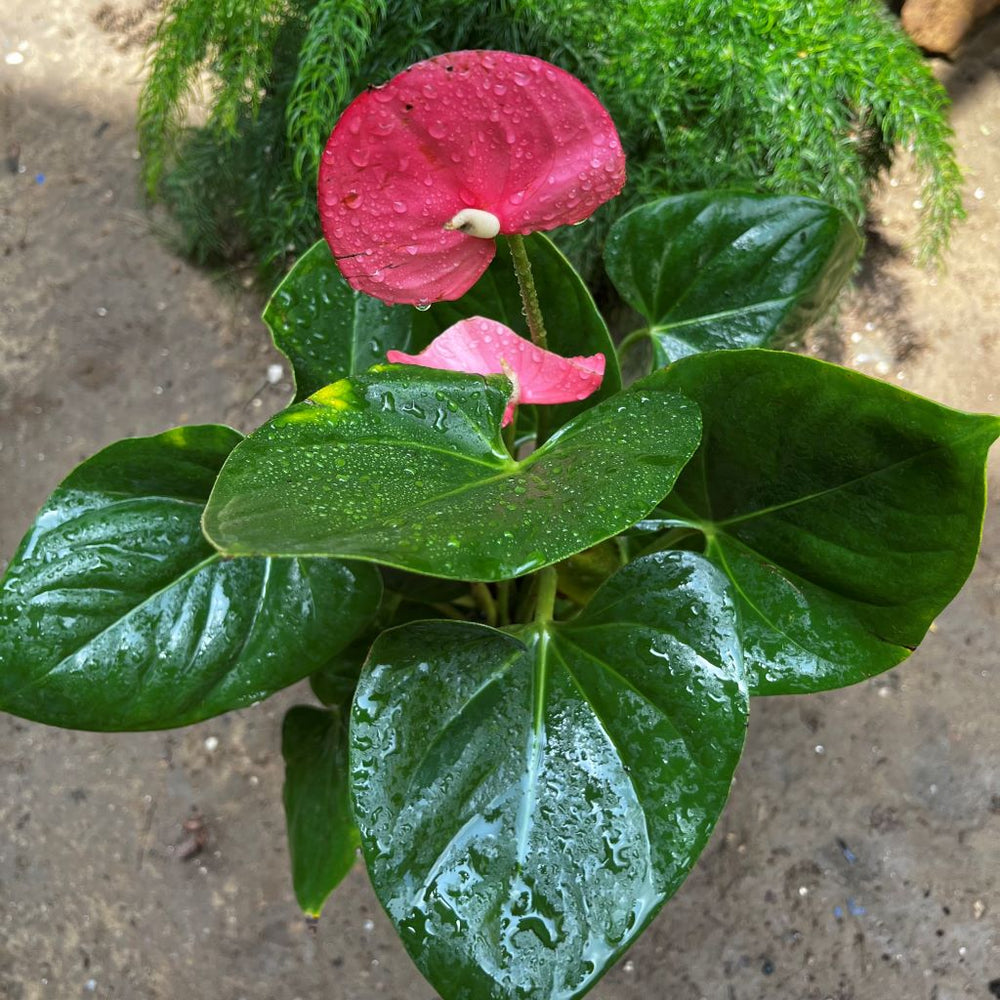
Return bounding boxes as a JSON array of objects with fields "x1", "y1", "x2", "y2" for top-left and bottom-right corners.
[{"x1": 139, "y1": 0, "x2": 963, "y2": 278}]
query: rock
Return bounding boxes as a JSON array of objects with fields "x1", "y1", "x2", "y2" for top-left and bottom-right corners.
[{"x1": 900, "y1": 0, "x2": 1000, "y2": 56}]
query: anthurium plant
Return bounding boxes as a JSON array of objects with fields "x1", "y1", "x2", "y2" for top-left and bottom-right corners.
[{"x1": 2, "y1": 51, "x2": 996, "y2": 1000}]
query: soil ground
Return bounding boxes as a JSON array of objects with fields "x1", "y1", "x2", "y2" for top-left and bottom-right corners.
[{"x1": 0, "y1": 4, "x2": 998, "y2": 999}]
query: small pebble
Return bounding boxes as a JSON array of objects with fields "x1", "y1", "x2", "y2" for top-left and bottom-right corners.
[
  {"x1": 266, "y1": 363, "x2": 284, "y2": 384},
  {"x1": 204, "y1": 736, "x2": 219, "y2": 752},
  {"x1": 5, "y1": 52, "x2": 24, "y2": 65},
  {"x1": 973, "y1": 188, "x2": 985, "y2": 200}
]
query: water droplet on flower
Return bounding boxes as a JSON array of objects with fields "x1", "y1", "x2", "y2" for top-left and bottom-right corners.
[
  {"x1": 343, "y1": 191, "x2": 362, "y2": 209},
  {"x1": 513, "y1": 71, "x2": 531, "y2": 86},
  {"x1": 392, "y1": 201, "x2": 407, "y2": 214},
  {"x1": 415, "y1": 301, "x2": 431, "y2": 311},
  {"x1": 404, "y1": 244, "x2": 419, "y2": 255},
  {"x1": 349, "y1": 148, "x2": 371, "y2": 168},
  {"x1": 428, "y1": 121, "x2": 446, "y2": 139},
  {"x1": 494, "y1": 83, "x2": 508, "y2": 96}
]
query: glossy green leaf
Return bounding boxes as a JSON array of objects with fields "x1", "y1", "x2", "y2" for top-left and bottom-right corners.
[
  {"x1": 282, "y1": 704, "x2": 359, "y2": 917},
  {"x1": 0, "y1": 426, "x2": 381, "y2": 730},
  {"x1": 657, "y1": 350, "x2": 1000, "y2": 695},
  {"x1": 351, "y1": 552, "x2": 747, "y2": 1000},
  {"x1": 417, "y1": 233, "x2": 622, "y2": 428},
  {"x1": 605, "y1": 192, "x2": 861, "y2": 364},
  {"x1": 264, "y1": 239, "x2": 413, "y2": 401},
  {"x1": 203, "y1": 367, "x2": 701, "y2": 581}
]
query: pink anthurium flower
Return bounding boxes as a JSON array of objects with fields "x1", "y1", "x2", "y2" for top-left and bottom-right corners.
[
  {"x1": 386, "y1": 316, "x2": 605, "y2": 426},
  {"x1": 318, "y1": 50, "x2": 626, "y2": 305}
]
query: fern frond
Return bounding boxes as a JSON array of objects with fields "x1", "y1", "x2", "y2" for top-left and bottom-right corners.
[{"x1": 286, "y1": 0, "x2": 387, "y2": 179}]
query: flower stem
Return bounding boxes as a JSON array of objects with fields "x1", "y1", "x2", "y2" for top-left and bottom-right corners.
[
  {"x1": 534, "y1": 566, "x2": 559, "y2": 624},
  {"x1": 507, "y1": 234, "x2": 548, "y2": 349},
  {"x1": 471, "y1": 582, "x2": 498, "y2": 627}
]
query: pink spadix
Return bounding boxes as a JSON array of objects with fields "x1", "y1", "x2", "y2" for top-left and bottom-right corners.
[
  {"x1": 387, "y1": 317, "x2": 605, "y2": 426},
  {"x1": 318, "y1": 50, "x2": 626, "y2": 305}
]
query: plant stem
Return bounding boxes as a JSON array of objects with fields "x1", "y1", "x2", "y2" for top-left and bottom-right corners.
[
  {"x1": 534, "y1": 566, "x2": 559, "y2": 624},
  {"x1": 471, "y1": 582, "x2": 498, "y2": 627},
  {"x1": 507, "y1": 234, "x2": 548, "y2": 349},
  {"x1": 616, "y1": 326, "x2": 654, "y2": 375}
]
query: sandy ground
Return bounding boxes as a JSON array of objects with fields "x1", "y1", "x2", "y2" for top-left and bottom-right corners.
[{"x1": 0, "y1": 4, "x2": 998, "y2": 999}]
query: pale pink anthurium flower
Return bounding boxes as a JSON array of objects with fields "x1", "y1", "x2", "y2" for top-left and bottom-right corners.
[
  {"x1": 318, "y1": 50, "x2": 626, "y2": 305},
  {"x1": 387, "y1": 317, "x2": 605, "y2": 426}
]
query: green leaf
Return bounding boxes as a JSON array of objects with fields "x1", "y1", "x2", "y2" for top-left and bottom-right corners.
[
  {"x1": 417, "y1": 233, "x2": 622, "y2": 428},
  {"x1": 605, "y1": 192, "x2": 862, "y2": 364},
  {"x1": 351, "y1": 552, "x2": 747, "y2": 1000},
  {"x1": 0, "y1": 426, "x2": 381, "y2": 730},
  {"x1": 282, "y1": 704, "x2": 359, "y2": 917},
  {"x1": 263, "y1": 239, "x2": 413, "y2": 401},
  {"x1": 203, "y1": 367, "x2": 701, "y2": 580},
  {"x1": 656, "y1": 349, "x2": 1000, "y2": 695}
]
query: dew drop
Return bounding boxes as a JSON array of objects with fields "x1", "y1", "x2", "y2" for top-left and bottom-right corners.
[
  {"x1": 428, "y1": 121, "x2": 447, "y2": 140},
  {"x1": 392, "y1": 201, "x2": 407, "y2": 214},
  {"x1": 415, "y1": 301, "x2": 431, "y2": 311}
]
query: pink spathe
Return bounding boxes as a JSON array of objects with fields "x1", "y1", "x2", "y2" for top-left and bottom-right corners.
[
  {"x1": 387, "y1": 317, "x2": 605, "y2": 426},
  {"x1": 319, "y1": 50, "x2": 626, "y2": 305}
]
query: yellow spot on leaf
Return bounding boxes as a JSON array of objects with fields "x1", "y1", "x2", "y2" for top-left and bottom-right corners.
[{"x1": 310, "y1": 379, "x2": 357, "y2": 411}]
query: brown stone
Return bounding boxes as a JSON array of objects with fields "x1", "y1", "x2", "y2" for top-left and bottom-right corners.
[{"x1": 900, "y1": 0, "x2": 1000, "y2": 55}]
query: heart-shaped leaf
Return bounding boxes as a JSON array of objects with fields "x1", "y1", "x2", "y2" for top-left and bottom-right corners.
[
  {"x1": 203, "y1": 367, "x2": 701, "y2": 581},
  {"x1": 656, "y1": 349, "x2": 1000, "y2": 694},
  {"x1": 282, "y1": 704, "x2": 359, "y2": 917},
  {"x1": 0, "y1": 426, "x2": 381, "y2": 730},
  {"x1": 351, "y1": 552, "x2": 747, "y2": 1000},
  {"x1": 417, "y1": 233, "x2": 622, "y2": 429},
  {"x1": 264, "y1": 239, "x2": 413, "y2": 401},
  {"x1": 605, "y1": 192, "x2": 861, "y2": 364}
]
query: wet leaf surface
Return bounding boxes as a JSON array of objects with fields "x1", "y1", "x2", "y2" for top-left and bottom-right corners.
[
  {"x1": 0, "y1": 427, "x2": 380, "y2": 730},
  {"x1": 282, "y1": 704, "x2": 359, "y2": 917},
  {"x1": 203, "y1": 367, "x2": 701, "y2": 580},
  {"x1": 605, "y1": 192, "x2": 861, "y2": 363},
  {"x1": 657, "y1": 350, "x2": 1000, "y2": 694},
  {"x1": 263, "y1": 239, "x2": 413, "y2": 401},
  {"x1": 351, "y1": 552, "x2": 747, "y2": 1000}
]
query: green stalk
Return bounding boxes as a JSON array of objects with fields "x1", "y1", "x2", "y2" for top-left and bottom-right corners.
[
  {"x1": 471, "y1": 582, "x2": 498, "y2": 627},
  {"x1": 533, "y1": 566, "x2": 559, "y2": 624}
]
